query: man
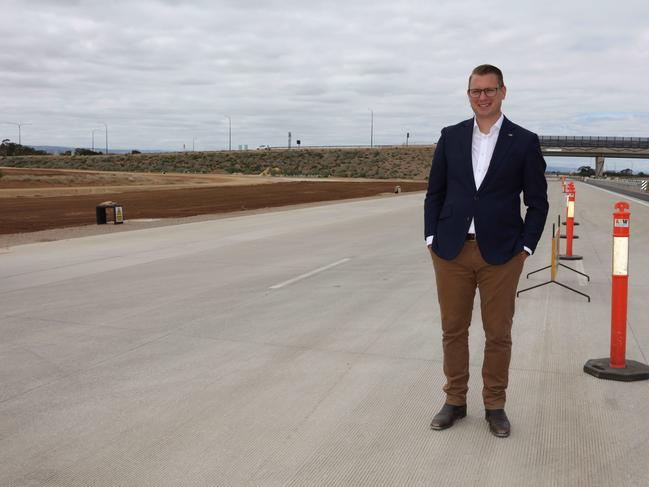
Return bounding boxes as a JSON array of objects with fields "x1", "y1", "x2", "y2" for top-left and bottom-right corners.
[{"x1": 424, "y1": 64, "x2": 548, "y2": 438}]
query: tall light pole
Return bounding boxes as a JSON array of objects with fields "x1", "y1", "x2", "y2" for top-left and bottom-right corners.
[
  {"x1": 91, "y1": 129, "x2": 101, "y2": 151},
  {"x1": 101, "y1": 122, "x2": 108, "y2": 155},
  {"x1": 368, "y1": 109, "x2": 374, "y2": 148},
  {"x1": 225, "y1": 115, "x2": 231, "y2": 151},
  {"x1": 2, "y1": 121, "x2": 31, "y2": 145}
]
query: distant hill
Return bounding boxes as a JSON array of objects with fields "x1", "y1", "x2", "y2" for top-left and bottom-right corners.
[{"x1": 546, "y1": 165, "x2": 577, "y2": 174}]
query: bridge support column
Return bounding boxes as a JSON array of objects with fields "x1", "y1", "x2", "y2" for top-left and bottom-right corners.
[{"x1": 595, "y1": 156, "x2": 605, "y2": 177}]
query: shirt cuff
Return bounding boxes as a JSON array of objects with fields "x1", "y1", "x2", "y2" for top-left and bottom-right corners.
[
  {"x1": 426, "y1": 235, "x2": 434, "y2": 246},
  {"x1": 523, "y1": 246, "x2": 532, "y2": 255}
]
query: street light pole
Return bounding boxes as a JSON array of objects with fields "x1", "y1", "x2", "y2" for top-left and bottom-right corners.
[
  {"x1": 101, "y1": 122, "x2": 108, "y2": 155},
  {"x1": 2, "y1": 121, "x2": 31, "y2": 145},
  {"x1": 92, "y1": 129, "x2": 101, "y2": 151},
  {"x1": 368, "y1": 109, "x2": 374, "y2": 148},
  {"x1": 225, "y1": 115, "x2": 232, "y2": 151}
]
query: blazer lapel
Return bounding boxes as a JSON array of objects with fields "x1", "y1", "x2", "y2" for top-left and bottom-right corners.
[
  {"x1": 460, "y1": 119, "x2": 476, "y2": 192},
  {"x1": 478, "y1": 116, "x2": 515, "y2": 191}
]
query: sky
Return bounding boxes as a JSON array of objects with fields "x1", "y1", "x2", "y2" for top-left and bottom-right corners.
[{"x1": 1, "y1": 0, "x2": 648, "y2": 170}]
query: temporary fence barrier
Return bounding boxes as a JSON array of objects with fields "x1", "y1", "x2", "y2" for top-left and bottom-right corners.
[{"x1": 517, "y1": 215, "x2": 590, "y2": 301}]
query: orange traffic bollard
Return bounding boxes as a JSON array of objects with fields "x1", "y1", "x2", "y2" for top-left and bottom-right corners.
[
  {"x1": 584, "y1": 201, "x2": 649, "y2": 381},
  {"x1": 560, "y1": 183, "x2": 581, "y2": 260},
  {"x1": 610, "y1": 202, "x2": 631, "y2": 368},
  {"x1": 561, "y1": 180, "x2": 579, "y2": 227}
]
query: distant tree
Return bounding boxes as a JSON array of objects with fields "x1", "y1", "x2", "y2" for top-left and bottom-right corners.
[
  {"x1": 75, "y1": 148, "x2": 102, "y2": 156},
  {"x1": 0, "y1": 140, "x2": 48, "y2": 156},
  {"x1": 131, "y1": 150, "x2": 141, "y2": 154},
  {"x1": 620, "y1": 168, "x2": 634, "y2": 176},
  {"x1": 577, "y1": 165, "x2": 595, "y2": 177}
]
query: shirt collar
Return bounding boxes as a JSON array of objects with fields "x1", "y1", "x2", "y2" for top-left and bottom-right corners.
[{"x1": 473, "y1": 113, "x2": 504, "y2": 135}]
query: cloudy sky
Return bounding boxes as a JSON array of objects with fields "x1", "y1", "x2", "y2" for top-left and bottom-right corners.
[{"x1": 2, "y1": 0, "x2": 648, "y2": 168}]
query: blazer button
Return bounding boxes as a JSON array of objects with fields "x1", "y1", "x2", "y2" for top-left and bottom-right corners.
[{"x1": 474, "y1": 196, "x2": 478, "y2": 201}]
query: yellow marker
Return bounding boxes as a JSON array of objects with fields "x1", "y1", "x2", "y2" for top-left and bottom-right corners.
[{"x1": 115, "y1": 206, "x2": 124, "y2": 224}]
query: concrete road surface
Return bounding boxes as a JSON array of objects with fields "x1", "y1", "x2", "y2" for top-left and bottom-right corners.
[{"x1": 1, "y1": 182, "x2": 649, "y2": 486}]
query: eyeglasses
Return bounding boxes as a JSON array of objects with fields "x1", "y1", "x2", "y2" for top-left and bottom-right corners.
[{"x1": 467, "y1": 87, "x2": 500, "y2": 98}]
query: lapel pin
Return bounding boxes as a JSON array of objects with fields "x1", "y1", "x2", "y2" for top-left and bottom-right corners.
[{"x1": 508, "y1": 133, "x2": 513, "y2": 137}]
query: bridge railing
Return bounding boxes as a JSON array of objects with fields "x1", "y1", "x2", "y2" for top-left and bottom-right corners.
[{"x1": 540, "y1": 136, "x2": 649, "y2": 149}]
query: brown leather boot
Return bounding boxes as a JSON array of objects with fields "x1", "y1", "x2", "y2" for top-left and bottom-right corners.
[
  {"x1": 485, "y1": 409, "x2": 510, "y2": 437},
  {"x1": 430, "y1": 404, "x2": 467, "y2": 430}
]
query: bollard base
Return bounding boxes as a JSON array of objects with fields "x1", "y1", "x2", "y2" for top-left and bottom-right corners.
[
  {"x1": 559, "y1": 254, "x2": 583, "y2": 260},
  {"x1": 584, "y1": 358, "x2": 649, "y2": 381}
]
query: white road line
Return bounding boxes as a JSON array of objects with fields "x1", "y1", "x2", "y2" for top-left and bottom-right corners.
[
  {"x1": 270, "y1": 258, "x2": 351, "y2": 289},
  {"x1": 585, "y1": 184, "x2": 649, "y2": 208}
]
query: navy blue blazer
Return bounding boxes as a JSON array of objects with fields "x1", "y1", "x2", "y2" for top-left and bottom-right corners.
[{"x1": 424, "y1": 116, "x2": 549, "y2": 265}]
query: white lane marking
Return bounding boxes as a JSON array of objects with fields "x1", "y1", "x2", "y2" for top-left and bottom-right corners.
[
  {"x1": 270, "y1": 258, "x2": 351, "y2": 289},
  {"x1": 585, "y1": 184, "x2": 649, "y2": 208}
]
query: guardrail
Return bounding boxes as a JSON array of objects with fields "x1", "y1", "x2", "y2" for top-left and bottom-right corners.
[{"x1": 584, "y1": 177, "x2": 648, "y2": 192}]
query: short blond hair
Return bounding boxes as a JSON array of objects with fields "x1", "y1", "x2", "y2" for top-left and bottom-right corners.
[{"x1": 469, "y1": 64, "x2": 504, "y2": 88}]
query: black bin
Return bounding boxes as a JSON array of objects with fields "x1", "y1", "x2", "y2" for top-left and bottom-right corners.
[
  {"x1": 96, "y1": 205, "x2": 108, "y2": 224},
  {"x1": 96, "y1": 201, "x2": 124, "y2": 225}
]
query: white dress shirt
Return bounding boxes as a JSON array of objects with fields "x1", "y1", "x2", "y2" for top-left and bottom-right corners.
[
  {"x1": 426, "y1": 114, "x2": 532, "y2": 255},
  {"x1": 468, "y1": 114, "x2": 503, "y2": 233}
]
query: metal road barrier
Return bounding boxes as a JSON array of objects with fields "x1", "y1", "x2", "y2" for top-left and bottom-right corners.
[
  {"x1": 583, "y1": 178, "x2": 649, "y2": 200},
  {"x1": 586, "y1": 177, "x2": 648, "y2": 189}
]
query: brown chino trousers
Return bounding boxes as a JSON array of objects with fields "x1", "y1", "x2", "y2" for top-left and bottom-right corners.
[{"x1": 430, "y1": 241, "x2": 525, "y2": 409}]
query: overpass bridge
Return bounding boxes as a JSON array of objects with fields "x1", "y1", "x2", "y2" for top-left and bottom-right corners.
[{"x1": 540, "y1": 136, "x2": 649, "y2": 176}]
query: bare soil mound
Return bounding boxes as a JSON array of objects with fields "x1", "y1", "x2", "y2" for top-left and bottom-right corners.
[{"x1": 0, "y1": 168, "x2": 426, "y2": 234}]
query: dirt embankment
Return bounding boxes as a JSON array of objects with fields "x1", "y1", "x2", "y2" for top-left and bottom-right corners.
[
  {"x1": 0, "y1": 145, "x2": 435, "y2": 180},
  {"x1": 0, "y1": 167, "x2": 427, "y2": 235}
]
